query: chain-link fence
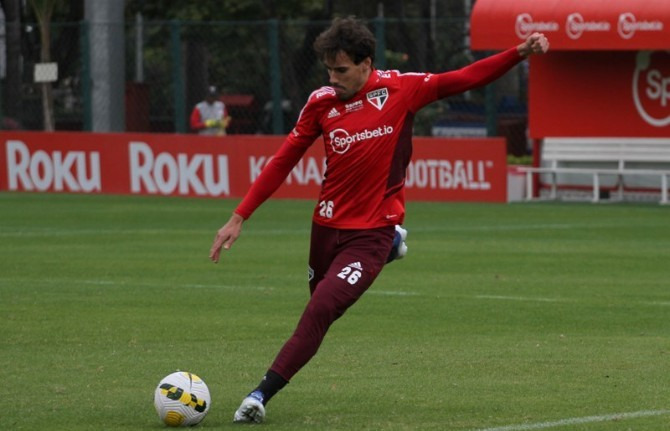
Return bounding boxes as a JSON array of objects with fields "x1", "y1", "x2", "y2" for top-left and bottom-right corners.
[{"x1": 1, "y1": 17, "x2": 530, "y2": 155}]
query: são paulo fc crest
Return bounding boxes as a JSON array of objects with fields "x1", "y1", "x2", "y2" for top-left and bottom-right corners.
[{"x1": 366, "y1": 88, "x2": 389, "y2": 111}]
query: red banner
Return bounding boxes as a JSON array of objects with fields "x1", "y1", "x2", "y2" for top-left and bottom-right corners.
[
  {"x1": 471, "y1": 0, "x2": 670, "y2": 51},
  {"x1": 529, "y1": 51, "x2": 670, "y2": 138},
  {"x1": 0, "y1": 132, "x2": 507, "y2": 202},
  {"x1": 405, "y1": 137, "x2": 507, "y2": 202}
]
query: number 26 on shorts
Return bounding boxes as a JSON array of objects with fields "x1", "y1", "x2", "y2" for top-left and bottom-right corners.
[{"x1": 337, "y1": 266, "x2": 361, "y2": 285}]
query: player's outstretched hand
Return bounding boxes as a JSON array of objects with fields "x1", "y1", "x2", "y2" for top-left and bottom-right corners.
[
  {"x1": 210, "y1": 213, "x2": 244, "y2": 263},
  {"x1": 517, "y1": 32, "x2": 550, "y2": 57}
]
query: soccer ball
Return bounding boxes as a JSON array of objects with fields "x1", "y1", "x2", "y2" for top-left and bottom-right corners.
[{"x1": 154, "y1": 371, "x2": 211, "y2": 427}]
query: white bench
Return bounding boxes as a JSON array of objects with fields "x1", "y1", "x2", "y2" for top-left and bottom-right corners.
[{"x1": 518, "y1": 137, "x2": 670, "y2": 204}]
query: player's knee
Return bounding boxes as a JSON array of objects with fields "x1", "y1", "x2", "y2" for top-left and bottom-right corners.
[{"x1": 305, "y1": 294, "x2": 340, "y2": 321}]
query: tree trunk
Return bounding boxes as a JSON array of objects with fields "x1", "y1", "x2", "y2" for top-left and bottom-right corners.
[
  {"x1": 30, "y1": 0, "x2": 56, "y2": 131},
  {"x1": 40, "y1": 20, "x2": 55, "y2": 131},
  {"x1": 4, "y1": 0, "x2": 22, "y2": 122}
]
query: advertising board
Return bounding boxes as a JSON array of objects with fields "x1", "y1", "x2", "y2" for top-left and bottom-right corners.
[{"x1": 1, "y1": 132, "x2": 507, "y2": 203}]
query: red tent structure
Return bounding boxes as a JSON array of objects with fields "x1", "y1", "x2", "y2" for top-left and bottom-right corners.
[
  {"x1": 471, "y1": 0, "x2": 670, "y2": 51},
  {"x1": 470, "y1": 0, "x2": 670, "y2": 201}
]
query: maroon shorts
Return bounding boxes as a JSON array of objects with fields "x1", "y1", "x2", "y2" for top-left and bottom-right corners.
[
  {"x1": 269, "y1": 222, "x2": 395, "y2": 381},
  {"x1": 308, "y1": 222, "x2": 395, "y2": 294}
]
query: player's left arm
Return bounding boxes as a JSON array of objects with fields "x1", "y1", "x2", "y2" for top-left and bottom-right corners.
[
  {"x1": 516, "y1": 32, "x2": 550, "y2": 57},
  {"x1": 436, "y1": 32, "x2": 549, "y2": 98}
]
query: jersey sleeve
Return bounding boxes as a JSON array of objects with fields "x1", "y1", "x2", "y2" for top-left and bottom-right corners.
[
  {"x1": 436, "y1": 47, "x2": 523, "y2": 98},
  {"x1": 396, "y1": 72, "x2": 441, "y2": 113},
  {"x1": 234, "y1": 92, "x2": 325, "y2": 219},
  {"x1": 285, "y1": 88, "x2": 328, "y2": 148},
  {"x1": 234, "y1": 140, "x2": 308, "y2": 219},
  {"x1": 402, "y1": 47, "x2": 523, "y2": 111}
]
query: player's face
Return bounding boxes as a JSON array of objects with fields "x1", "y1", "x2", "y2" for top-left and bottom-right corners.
[{"x1": 323, "y1": 51, "x2": 372, "y2": 101}]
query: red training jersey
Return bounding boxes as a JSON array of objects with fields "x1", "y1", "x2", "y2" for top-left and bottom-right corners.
[{"x1": 235, "y1": 47, "x2": 523, "y2": 229}]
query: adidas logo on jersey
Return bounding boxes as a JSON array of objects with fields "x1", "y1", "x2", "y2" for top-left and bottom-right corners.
[
  {"x1": 348, "y1": 262, "x2": 363, "y2": 271},
  {"x1": 327, "y1": 107, "x2": 340, "y2": 118}
]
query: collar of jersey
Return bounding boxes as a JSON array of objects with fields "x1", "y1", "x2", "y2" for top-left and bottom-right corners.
[{"x1": 353, "y1": 67, "x2": 380, "y2": 99}]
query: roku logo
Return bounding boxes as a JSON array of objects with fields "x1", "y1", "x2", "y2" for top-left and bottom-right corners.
[
  {"x1": 5, "y1": 140, "x2": 101, "y2": 192},
  {"x1": 633, "y1": 51, "x2": 670, "y2": 127},
  {"x1": 129, "y1": 142, "x2": 230, "y2": 196}
]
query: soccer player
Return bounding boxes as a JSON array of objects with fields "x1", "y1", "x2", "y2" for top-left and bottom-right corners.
[{"x1": 209, "y1": 17, "x2": 549, "y2": 423}]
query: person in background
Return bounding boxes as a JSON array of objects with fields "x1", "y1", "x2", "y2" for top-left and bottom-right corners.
[{"x1": 190, "y1": 85, "x2": 231, "y2": 135}]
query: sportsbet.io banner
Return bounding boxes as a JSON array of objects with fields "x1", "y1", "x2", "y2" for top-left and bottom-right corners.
[{"x1": 0, "y1": 132, "x2": 507, "y2": 203}]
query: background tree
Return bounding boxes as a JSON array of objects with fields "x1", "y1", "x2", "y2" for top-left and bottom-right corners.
[
  {"x1": 27, "y1": 0, "x2": 61, "y2": 131},
  {"x1": 4, "y1": 0, "x2": 479, "y2": 133},
  {"x1": 3, "y1": 0, "x2": 22, "y2": 126}
]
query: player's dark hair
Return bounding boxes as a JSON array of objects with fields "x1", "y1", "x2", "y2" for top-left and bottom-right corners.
[{"x1": 313, "y1": 16, "x2": 376, "y2": 65}]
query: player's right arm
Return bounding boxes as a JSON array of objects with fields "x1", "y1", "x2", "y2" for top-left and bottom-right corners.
[
  {"x1": 233, "y1": 88, "x2": 328, "y2": 220},
  {"x1": 209, "y1": 90, "x2": 325, "y2": 262},
  {"x1": 234, "y1": 140, "x2": 310, "y2": 219},
  {"x1": 209, "y1": 140, "x2": 307, "y2": 263},
  {"x1": 210, "y1": 212, "x2": 244, "y2": 263}
]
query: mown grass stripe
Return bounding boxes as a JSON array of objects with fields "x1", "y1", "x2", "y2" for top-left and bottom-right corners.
[{"x1": 476, "y1": 409, "x2": 670, "y2": 431}]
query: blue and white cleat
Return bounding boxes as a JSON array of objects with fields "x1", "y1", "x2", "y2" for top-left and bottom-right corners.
[
  {"x1": 386, "y1": 225, "x2": 408, "y2": 263},
  {"x1": 233, "y1": 391, "x2": 266, "y2": 424}
]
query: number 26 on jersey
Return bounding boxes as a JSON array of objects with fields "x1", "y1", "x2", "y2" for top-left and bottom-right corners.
[{"x1": 318, "y1": 200, "x2": 334, "y2": 218}]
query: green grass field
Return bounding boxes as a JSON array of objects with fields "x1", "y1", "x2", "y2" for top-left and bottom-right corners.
[{"x1": 1, "y1": 192, "x2": 669, "y2": 430}]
